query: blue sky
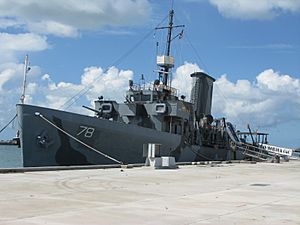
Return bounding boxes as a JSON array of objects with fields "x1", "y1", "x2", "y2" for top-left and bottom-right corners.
[{"x1": 0, "y1": 0, "x2": 299, "y2": 148}]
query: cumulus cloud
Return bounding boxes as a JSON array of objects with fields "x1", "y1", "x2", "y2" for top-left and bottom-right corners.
[
  {"x1": 0, "y1": 68, "x2": 16, "y2": 91},
  {"x1": 28, "y1": 21, "x2": 79, "y2": 38},
  {"x1": 0, "y1": 32, "x2": 48, "y2": 63},
  {"x1": 256, "y1": 69, "x2": 300, "y2": 92},
  {"x1": 172, "y1": 63, "x2": 300, "y2": 129},
  {"x1": 81, "y1": 66, "x2": 133, "y2": 102},
  {"x1": 1, "y1": 59, "x2": 299, "y2": 141},
  {"x1": 0, "y1": 33, "x2": 48, "y2": 51},
  {"x1": 0, "y1": 63, "x2": 135, "y2": 139},
  {"x1": 209, "y1": 0, "x2": 300, "y2": 20},
  {"x1": 28, "y1": 66, "x2": 133, "y2": 110},
  {"x1": 0, "y1": 0, "x2": 151, "y2": 72},
  {"x1": 213, "y1": 69, "x2": 300, "y2": 128},
  {"x1": 0, "y1": 62, "x2": 39, "y2": 92},
  {"x1": 0, "y1": 18, "x2": 22, "y2": 29},
  {"x1": 0, "y1": 0, "x2": 151, "y2": 37},
  {"x1": 0, "y1": 62, "x2": 25, "y2": 138},
  {"x1": 172, "y1": 62, "x2": 202, "y2": 100}
]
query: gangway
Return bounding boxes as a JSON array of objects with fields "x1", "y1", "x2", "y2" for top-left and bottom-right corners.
[
  {"x1": 225, "y1": 122, "x2": 270, "y2": 161},
  {"x1": 237, "y1": 142, "x2": 271, "y2": 161},
  {"x1": 225, "y1": 122, "x2": 292, "y2": 162}
]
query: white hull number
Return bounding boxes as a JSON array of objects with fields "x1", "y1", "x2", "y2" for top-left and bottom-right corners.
[{"x1": 77, "y1": 126, "x2": 95, "y2": 138}]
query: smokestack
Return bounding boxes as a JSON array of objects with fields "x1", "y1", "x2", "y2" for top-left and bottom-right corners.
[{"x1": 190, "y1": 72, "x2": 215, "y2": 121}]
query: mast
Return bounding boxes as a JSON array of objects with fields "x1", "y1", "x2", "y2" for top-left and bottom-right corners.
[
  {"x1": 166, "y1": 9, "x2": 174, "y2": 57},
  {"x1": 163, "y1": 9, "x2": 174, "y2": 86},
  {"x1": 156, "y1": 9, "x2": 184, "y2": 86},
  {"x1": 20, "y1": 55, "x2": 30, "y2": 104}
]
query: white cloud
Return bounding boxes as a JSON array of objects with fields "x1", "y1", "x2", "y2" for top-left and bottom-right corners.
[
  {"x1": 0, "y1": 0, "x2": 151, "y2": 37},
  {"x1": 0, "y1": 33, "x2": 48, "y2": 51},
  {"x1": 172, "y1": 63, "x2": 300, "y2": 129},
  {"x1": 0, "y1": 63, "x2": 25, "y2": 138},
  {"x1": 0, "y1": 0, "x2": 151, "y2": 78},
  {"x1": 213, "y1": 69, "x2": 300, "y2": 128},
  {"x1": 0, "y1": 63, "x2": 133, "y2": 137},
  {"x1": 14, "y1": 65, "x2": 134, "y2": 111},
  {"x1": 0, "y1": 18, "x2": 22, "y2": 29},
  {"x1": 0, "y1": 62, "x2": 42, "y2": 91},
  {"x1": 256, "y1": 69, "x2": 300, "y2": 92},
  {"x1": 41, "y1": 74, "x2": 50, "y2": 81},
  {"x1": 172, "y1": 62, "x2": 202, "y2": 101},
  {"x1": 0, "y1": 0, "x2": 152, "y2": 76},
  {"x1": 209, "y1": 0, "x2": 300, "y2": 20},
  {"x1": 28, "y1": 21, "x2": 79, "y2": 38},
  {"x1": 81, "y1": 66, "x2": 133, "y2": 102},
  {"x1": 0, "y1": 68, "x2": 16, "y2": 91},
  {"x1": 1, "y1": 60, "x2": 299, "y2": 142},
  {"x1": 0, "y1": 32, "x2": 48, "y2": 63}
]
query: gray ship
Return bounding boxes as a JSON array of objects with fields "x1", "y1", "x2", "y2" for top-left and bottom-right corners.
[{"x1": 16, "y1": 9, "x2": 245, "y2": 167}]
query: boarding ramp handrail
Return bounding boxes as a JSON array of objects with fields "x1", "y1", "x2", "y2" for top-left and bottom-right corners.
[
  {"x1": 237, "y1": 142, "x2": 271, "y2": 161},
  {"x1": 224, "y1": 123, "x2": 272, "y2": 161},
  {"x1": 224, "y1": 123, "x2": 293, "y2": 161},
  {"x1": 226, "y1": 122, "x2": 240, "y2": 143}
]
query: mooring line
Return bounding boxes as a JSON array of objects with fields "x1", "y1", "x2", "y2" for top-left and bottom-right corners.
[
  {"x1": 35, "y1": 112, "x2": 123, "y2": 164},
  {"x1": 0, "y1": 114, "x2": 17, "y2": 134}
]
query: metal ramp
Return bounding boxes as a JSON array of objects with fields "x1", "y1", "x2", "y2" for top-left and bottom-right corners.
[
  {"x1": 226, "y1": 122, "x2": 294, "y2": 162},
  {"x1": 226, "y1": 122, "x2": 274, "y2": 161},
  {"x1": 236, "y1": 142, "x2": 272, "y2": 161}
]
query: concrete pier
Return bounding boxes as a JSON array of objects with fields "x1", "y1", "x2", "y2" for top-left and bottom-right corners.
[{"x1": 0, "y1": 161, "x2": 299, "y2": 225}]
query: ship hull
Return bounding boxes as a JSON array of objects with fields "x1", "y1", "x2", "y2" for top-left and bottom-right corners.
[{"x1": 17, "y1": 104, "x2": 232, "y2": 167}]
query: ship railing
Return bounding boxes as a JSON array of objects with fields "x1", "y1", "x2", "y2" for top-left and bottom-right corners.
[
  {"x1": 236, "y1": 142, "x2": 271, "y2": 161},
  {"x1": 129, "y1": 81, "x2": 179, "y2": 97},
  {"x1": 155, "y1": 84, "x2": 178, "y2": 95},
  {"x1": 130, "y1": 84, "x2": 145, "y2": 91},
  {"x1": 224, "y1": 124, "x2": 272, "y2": 161}
]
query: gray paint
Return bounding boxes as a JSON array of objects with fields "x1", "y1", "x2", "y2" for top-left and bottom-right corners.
[{"x1": 190, "y1": 72, "x2": 215, "y2": 120}]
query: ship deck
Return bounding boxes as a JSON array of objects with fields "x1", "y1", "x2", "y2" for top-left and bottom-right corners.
[{"x1": 0, "y1": 160, "x2": 299, "y2": 225}]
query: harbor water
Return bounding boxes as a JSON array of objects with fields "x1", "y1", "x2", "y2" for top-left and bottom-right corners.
[{"x1": 0, "y1": 145, "x2": 22, "y2": 168}]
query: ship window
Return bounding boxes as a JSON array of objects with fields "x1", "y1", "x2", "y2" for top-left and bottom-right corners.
[
  {"x1": 101, "y1": 103, "x2": 112, "y2": 113},
  {"x1": 155, "y1": 103, "x2": 166, "y2": 113}
]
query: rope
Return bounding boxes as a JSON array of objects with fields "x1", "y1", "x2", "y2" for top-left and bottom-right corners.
[
  {"x1": 59, "y1": 29, "x2": 154, "y2": 110},
  {"x1": 184, "y1": 34, "x2": 210, "y2": 74},
  {"x1": 0, "y1": 114, "x2": 17, "y2": 134},
  {"x1": 175, "y1": 16, "x2": 253, "y2": 130},
  {"x1": 35, "y1": 112, "x2": 123, "y2": 164},
  {"x1": 59, "y1": 15, "x2": 169, "y2": 111}
]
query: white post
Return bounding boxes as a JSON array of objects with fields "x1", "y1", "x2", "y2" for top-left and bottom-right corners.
[{"x1": 20, "y1": 55, "x2": 30, "y2": 104}]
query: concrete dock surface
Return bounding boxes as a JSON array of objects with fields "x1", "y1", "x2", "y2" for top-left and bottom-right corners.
[{"x1": 0, "y1": 161, "x2": 299, "y2": 225}]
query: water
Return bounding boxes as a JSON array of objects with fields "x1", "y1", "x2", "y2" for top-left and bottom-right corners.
[{"x1": 0, "y1": 145, "x2": 23, "y2": 168}]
